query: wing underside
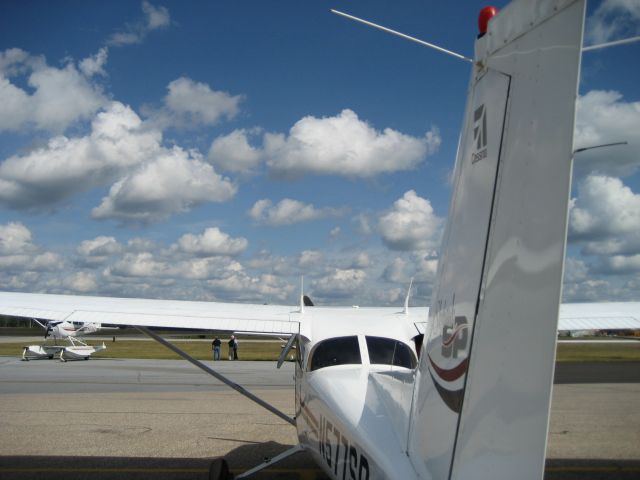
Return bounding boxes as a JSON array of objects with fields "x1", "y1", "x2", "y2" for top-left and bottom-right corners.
[
  {"x1": 558, "y1": 303, "x2": 640, "y2": 331},
  {"x1": 0, "y1": 292, "x2": 300, "y2": 335},
  {"x1": 1, "y1": 292, "x2": 638, "y2": 335}
]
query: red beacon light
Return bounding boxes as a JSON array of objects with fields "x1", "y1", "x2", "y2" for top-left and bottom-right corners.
[{"x1": 478, "y1": 6, "x2": 498, "y2": 36}]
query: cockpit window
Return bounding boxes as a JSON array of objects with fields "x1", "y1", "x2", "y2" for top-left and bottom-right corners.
[
  {"x1": 366, "y1": 336, "x2": 417, "y2": 369},
  {"x1": 309, "y1": 336, "x2": 361, "y2": 371}
]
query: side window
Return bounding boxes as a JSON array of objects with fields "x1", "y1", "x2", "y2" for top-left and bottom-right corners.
[
  {"x1": 309, "y1": 336, "x2": 361, "y2": 371},
  {"x1": 366, "y1": 336, "x2": 417, "y2": 369}
]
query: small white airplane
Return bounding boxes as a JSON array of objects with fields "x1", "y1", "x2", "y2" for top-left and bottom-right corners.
[
  {"x1": 1, "y1": 0, "x2": 639, "y2": 478},
  {"x1": 20, "y1": 318, "x2": 109, "y2": 361}
]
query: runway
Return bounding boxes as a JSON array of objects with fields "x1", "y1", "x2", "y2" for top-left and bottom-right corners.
[{"x1": 0, "y1": 357, "x2": 639, "y2": 479}]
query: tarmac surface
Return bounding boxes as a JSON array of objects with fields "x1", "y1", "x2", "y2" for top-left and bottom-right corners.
[{"x1": 0, "y1": 356, "x2": 638, "y2": 479}]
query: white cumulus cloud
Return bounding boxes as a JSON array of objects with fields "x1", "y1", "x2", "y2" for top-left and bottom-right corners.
[
  {"x1": 143, "y1": 0, "x2": 171, "y2": 29},
  {"x1": 586, "y1": 0, "x2": 640, "y2": 45},
  {"x1": 598, "y1": 254, "x2": 640, "y2": 274},
  {"x1": 208, "y1": 129, "x2": 262, "y2": 174},
  {"x1": 108, "y1": 1, "x2": 171, "y2": 46},
  {"x1": 77, "y1": 236, "x2": 123, "y2": 265},
  {"x1": 174, "y1": 227, "x2": 248, "y2": 257},
  {"x1": 106, "y1": 252, "x2": 168, "y2": 278},
  {"x1": 248, "y1": 198, "x2": 346, "y2": 226},
  {"x1": 157, "y1": 77, "x2": 243, "y2": 128},
  {"x1": 264, "y1": 109, "x2": 440, "y2": 178},
  {"x1": 0, "y1": 102, "x2": 160, "y2": 208},
  {"x1": 0, "y1": 48, "x2": 107, "y2": 133},
  {"x1": 569, "y1": 175, "x2": 640, "y2": 276},
  {"x1": 92, "y1": 147, "x2": 237, "y2": 223},
  {"x1": 569, "y1": 175, "x2": 640, "y2": 239},
  {"x1": 206, "y1": 272, "x2": 293, "y2": 302},
  {"x1": 574, "y1": 90, "x2": 640, "y2": 177},
  {"x1": 298, "y1": 250, "x2": 323, "y2": 267},
  {"x1": 0, "y1": 222, "x2": 34, "y2": 255},
  {"x1": 79, "y1": 47, "x2": 109, "y2": 77},
  {"x1": 64, "y1": 272, "x2": 98, "y2": 293},
  {"x1": 0, "y1": 222, "x2": 62, "y2": 273},
  {"x1": 378, "y1": 190, "x2": 443, "y2": 251},
  {"x1": 312, "y1": 268, "x2": 367, "y2": 300},
  {"x1": 382, "y1": 257, "x2": 407, "y2": 284}
]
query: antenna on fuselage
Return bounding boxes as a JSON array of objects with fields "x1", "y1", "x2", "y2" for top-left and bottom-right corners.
[
  {"x1": 403, "y1": 277, "x2": 414, "y2": 315},
  {"x1": 573, "y1": 141, "x2": 628, "y2": 155},
  {"x1": 582, "y1": 35, "x2": 640, "y2": 52},
  {"x1": 330, "y1": 9, "x2": 473, "y2": 63}
]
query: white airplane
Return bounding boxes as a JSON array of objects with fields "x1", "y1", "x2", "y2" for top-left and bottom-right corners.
[
  {"x1": 20, "y1": 318, "x2": 109, "y2": 361},
  {"x1": 39, "y1": 318, "x2": 104, "y2": 341},
  {"x1": 0, "y1": 0, "x2": 639, "y2": 478}
]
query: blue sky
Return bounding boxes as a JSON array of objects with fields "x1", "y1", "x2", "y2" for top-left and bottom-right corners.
[{"x1": 0, "y1": 0, "x2": 639, "y2": 306}]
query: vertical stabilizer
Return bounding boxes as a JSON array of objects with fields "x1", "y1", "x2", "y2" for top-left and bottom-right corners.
[{"x1": 408, "y1": 1, "x2": 585, "y2": 479}]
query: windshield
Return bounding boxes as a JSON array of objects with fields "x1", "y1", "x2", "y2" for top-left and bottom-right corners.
[
  {"x1": 366, "y1": 336, "x2": 417, "y2": 369},
  {"x1": 309, "y1": 336, "x2": 361, "y2": 371}
]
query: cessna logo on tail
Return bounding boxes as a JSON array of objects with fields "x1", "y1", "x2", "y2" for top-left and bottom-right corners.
[
  {"x1": 441, "y1": 316, "x2": 469, "y2": 359},
  {"x1": 471, "y1": 104, "x2": 488, "y2": 164}
]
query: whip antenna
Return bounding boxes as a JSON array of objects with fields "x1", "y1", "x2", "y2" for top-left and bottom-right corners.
[
  {"x1": 583, "y1": 35, "x2": 640, "y2": 52},
  {"x1": 331, "y1": 9, "x2": 473, "y2": 63}
]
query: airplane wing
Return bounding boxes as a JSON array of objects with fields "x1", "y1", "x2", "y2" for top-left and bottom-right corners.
[
  {"x1": 0, "y1": 291, "x2": 300, "y2": 335},
  {"x1": 1, "y1": 291, "x2": 639, "y2": 335},
  {"x1": 558, "y1": 303, "x2": 640, "y2": 331}
]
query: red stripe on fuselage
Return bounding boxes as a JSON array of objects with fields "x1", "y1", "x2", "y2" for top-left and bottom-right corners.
[{"x1": 428, "y1": 354, "x2": 469, "y2": 382}]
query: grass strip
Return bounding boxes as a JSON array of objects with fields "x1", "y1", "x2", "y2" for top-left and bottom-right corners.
[
  {"x1": 555, "y1": 342, "x2": 640, "y2": 362},
  {"x1": 1, "y1": 339, "x2": 638, "y2": 362},
  {"x1": 0, "y1": 339, "x2": 286, "y2": 361}
]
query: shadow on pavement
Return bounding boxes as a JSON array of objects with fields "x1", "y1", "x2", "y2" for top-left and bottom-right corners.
[
  {"x1": 1, "y1": 452, "x2": 639, "y2": 479},
  {"x1": 545, "y1": 458, "x2": 640, "y2": 480}
]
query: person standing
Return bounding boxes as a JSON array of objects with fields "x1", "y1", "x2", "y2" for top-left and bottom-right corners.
[
  {"x1": 228, "y1": 335, "x2": 235, "y2": 360},
  {"x1": 212, "y1": 337, "x2": 221, "y2": 361},
  {"x1": 233, "y1": 336, "x2": 238, "y2": 360}
]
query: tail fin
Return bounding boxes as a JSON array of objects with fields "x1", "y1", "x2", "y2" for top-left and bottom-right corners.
[{"x1": 408, "y1": 1, "x2": 585, "y2": 479}]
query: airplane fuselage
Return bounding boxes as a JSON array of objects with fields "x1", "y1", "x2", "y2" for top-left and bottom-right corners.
[
  {"x1": 291, "y1": 317, "x2": 424, "y2": 479},
  {"x1": 48, "y1": 321, "x2": 100, "y2": 338}
]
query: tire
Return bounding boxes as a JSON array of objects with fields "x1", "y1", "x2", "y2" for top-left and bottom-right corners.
[{"x1": 208, "y1": 458, "x2": 231, "y2": 480}]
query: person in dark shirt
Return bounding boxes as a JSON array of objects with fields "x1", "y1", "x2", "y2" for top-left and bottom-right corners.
[
  {"x1": 212, "y1": 337, "x2": 221, "y2": 361},
  {"x1": 228, "y1": 335, "x2": 238, "y2": 360}
]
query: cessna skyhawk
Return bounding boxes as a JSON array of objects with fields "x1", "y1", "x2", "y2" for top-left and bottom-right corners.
[{"x1": 1, "y1": 0, "x2": 639, "y2": 478}]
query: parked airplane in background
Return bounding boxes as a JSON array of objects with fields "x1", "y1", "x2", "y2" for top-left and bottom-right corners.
[
  {"x1": 0, "y1": 0, "x2": 638, "y2": 478},
  {"x1": 20, "y1": 318, "x2": 109, "y2": 361},
  {"x1": 39, "y1": 318, "x2": 110, "y2": 342}
]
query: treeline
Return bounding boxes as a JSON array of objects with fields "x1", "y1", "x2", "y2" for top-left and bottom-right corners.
[{"x1": 0, "y1": 315, "x2": 37, "y2": 328}]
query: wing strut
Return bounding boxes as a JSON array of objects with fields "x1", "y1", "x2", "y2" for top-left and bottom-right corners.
[
  {"x1": 235, "y1": 444, "x2": 303, "y2": 479},
  {"x1": 137, "y1": 327, "x2": 296, "y2": 426}
]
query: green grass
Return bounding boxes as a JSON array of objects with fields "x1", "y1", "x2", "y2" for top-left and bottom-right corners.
[
  {"x1": 0, "y1": 339, "x2": 285, "y2": 361},
  {"x1": 555, "y1": 341, "x2": 640, "y2": 362},
  {"x1": 2, "y1": 338, "x2": 639, "y2": 362}
]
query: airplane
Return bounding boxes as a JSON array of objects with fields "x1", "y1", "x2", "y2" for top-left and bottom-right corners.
[
  {"x1": 0, "y1": 0, "x2": 639, "y2": 478},
  {"x1": 20, "y1": 318, "x2": 109, "y2": 361}
]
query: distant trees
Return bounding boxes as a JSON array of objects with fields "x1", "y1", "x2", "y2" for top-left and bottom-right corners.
[{"x1": 0, "y1": 315, "x2": 36, "y2": 328}]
